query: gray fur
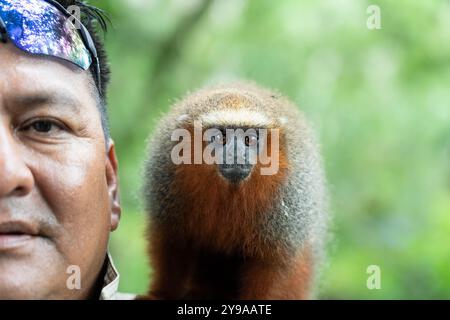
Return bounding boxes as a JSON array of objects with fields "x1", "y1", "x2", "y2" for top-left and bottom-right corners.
[{"x1": 143, "y1": 81, "x2": 329, "y2": 292}]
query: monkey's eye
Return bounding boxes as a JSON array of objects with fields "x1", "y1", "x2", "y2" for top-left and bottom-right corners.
[
  {"x1": 245, "y1": 135, "x2": 258, "y2": 147},
  {"x1": 212, "y1": 131, "x2": 226, "y2": 145}
]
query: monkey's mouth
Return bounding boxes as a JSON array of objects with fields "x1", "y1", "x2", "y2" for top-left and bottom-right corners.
[{"x1": 217, "y1": 163, "x2": 253, "y2": 184}]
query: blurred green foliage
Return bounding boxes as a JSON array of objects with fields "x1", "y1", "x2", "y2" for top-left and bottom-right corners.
[{"x1": 95, "y1": 0, "x2": 450, "y2": 299}]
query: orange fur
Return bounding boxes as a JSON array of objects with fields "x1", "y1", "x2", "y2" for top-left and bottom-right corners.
[
  {"x1": 143, "y1": 127, "x2": 315, "y2": 299},
  {"x1": 172, "y1": 127, "x2": 288, "y2": 257}
]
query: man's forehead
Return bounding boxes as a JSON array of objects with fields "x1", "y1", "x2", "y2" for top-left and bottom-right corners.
[{"x1": 0, "y1": 42, "x2": 96, "y2": 107}]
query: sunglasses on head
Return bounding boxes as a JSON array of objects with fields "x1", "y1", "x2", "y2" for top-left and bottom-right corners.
[{"x1": 0, "y1": 0, "x2": 101, "y2": 93}]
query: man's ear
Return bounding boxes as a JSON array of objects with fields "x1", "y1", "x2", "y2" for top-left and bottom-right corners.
[{"x1": 105, "y1": 139, "x2": 121, "y2": 231}]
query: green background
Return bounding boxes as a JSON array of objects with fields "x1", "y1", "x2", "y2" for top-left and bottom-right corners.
[{"x1": 93, "y1": 0, "x2": 450, "y2": 299}]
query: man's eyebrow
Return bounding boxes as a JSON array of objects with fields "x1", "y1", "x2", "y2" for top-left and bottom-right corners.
[{"x1": 11, "y1": 92, "x2": 82, "y2": 113}]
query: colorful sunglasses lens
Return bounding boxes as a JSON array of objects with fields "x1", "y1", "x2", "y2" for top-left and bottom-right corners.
[{"x1": 0, "y1": 0, "x2": 91, "y2": 70}]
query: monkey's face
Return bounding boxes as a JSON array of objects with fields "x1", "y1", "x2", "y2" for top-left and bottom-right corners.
[
  {"x1": 171, "y1": 94, "x2": 285, "y2": 189},
  {"x1": 205, "y1": 126, "x2": 267, "y2": 185}
]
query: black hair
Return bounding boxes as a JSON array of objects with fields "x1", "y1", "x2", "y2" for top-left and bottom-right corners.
[{"x1": 56, "y1": 0, "x2": 111, "y2": 140}]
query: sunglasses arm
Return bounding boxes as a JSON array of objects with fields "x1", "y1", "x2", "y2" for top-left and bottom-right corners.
[
  {"x1": 93, "y1": 55, "x2": 101, "y2": 95},
  {"x1": 0, "y1": 18, "x2": 7, "y2": 43}
]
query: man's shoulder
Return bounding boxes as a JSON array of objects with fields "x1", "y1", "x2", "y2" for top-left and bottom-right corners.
[{"x1": 100, "y1": 252, "x2": 138, "y2": 300}]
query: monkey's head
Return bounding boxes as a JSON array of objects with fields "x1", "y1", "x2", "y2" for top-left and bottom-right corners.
[
  {"x1": 145, "y1": 82, "x2": 327, "y2": 255},
  {"x1": 168, "y1": 82, "x2": 292, "y2": 189}
]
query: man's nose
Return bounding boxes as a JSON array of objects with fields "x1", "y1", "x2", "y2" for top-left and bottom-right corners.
[{"x1": 0, "y1": 121, "x2": 34, "y2": 197}]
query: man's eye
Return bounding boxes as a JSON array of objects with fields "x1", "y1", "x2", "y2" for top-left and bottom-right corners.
[
  {"x1": 22, "y1": 120, "x2": 65, "y2": 134},
  {"x1": 32, "y1": 121, "x2": 53, "y2": 133}
]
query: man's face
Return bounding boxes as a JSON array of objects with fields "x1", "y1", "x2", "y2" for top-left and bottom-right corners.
[{"x1": 0, "y1": 42, "x2": 120, "y2": 299}]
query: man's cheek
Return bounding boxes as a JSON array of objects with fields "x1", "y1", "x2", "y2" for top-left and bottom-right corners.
[{"x1": 31, "y1": 145, "x2": 110, "y2": 227}]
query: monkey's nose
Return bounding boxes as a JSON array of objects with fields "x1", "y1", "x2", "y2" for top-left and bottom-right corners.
[{"x1": 218, "y1": 164, "x2": 253, "y2": 184}]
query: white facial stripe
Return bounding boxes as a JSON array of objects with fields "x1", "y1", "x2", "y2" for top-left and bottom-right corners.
[{"x1": 200, "y1": 110, "x2": 272, "y2": 127}]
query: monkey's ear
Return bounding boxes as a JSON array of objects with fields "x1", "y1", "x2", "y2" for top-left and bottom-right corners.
[{"x1": 176, "y1": 114, "x2": 190, "y2": 123}]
